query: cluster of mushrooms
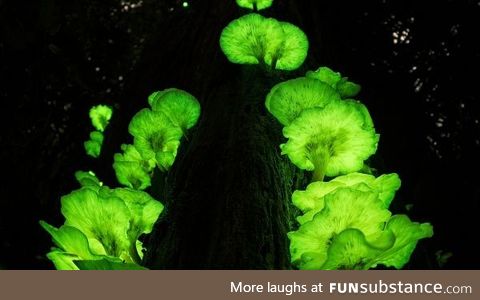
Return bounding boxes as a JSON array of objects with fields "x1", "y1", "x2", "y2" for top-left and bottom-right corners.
[
  {"x1": 222, "y1": 0, "x2": 433, "y2": 270},
  {"x1": 84, "y1": 104, "x2": 113, "y2": 158},
  {"x1": 269, "y1": 68, "x2": 433, "y2": 270},
  {"x1": 41, "y1": 89, "x2": 201, "y2": 269}
]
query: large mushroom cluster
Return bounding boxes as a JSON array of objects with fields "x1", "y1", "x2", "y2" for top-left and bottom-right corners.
[
  {"x1": 41, "y1": 89, "x2": 201, "y2": 269},
  {"x1": 114, "y1": 88, "x2": 200, "y2": 190},
  {"x1": 266, "y1": 68, "x2": 433, "y2": 270}
]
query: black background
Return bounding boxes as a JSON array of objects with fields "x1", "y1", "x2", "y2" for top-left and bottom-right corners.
[{"x1": 1, "y1": 0, "x2": 479, "y2": 269}]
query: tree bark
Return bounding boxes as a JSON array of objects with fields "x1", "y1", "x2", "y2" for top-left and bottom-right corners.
[{"x1": 144, "y1": 66, "x2": 306, "y2": 269}]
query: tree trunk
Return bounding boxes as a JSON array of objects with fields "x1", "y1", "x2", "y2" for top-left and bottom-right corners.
[{"x1": 143, "y1": 66, "x2": 306, "y2": 269}]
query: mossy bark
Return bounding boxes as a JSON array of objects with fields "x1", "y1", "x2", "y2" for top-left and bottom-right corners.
[{"x1": 143, "y1": 67, "x2": 305, "y2": 269}]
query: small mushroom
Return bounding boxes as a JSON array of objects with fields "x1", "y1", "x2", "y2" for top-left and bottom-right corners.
[
  {"x1": 113, "y1": 144, "x2": 155, "y2": 190},
  {"x1": 75, "y1": 170, "x2": 103, "y2": 190},
  {"x1": 281, "y1": 101, "x2": 379, "y2": 181},
  {"x1": 128, "y1": 108, "x2": 183, "y2": 172},
  {"x1": 306, "y1": 66, "x2": 361, "y2": 99},
  {"x1": 236, "y1": 0, "x2": 274, "y2": 11},
  {"x1": 148, "y1": 88, "x2": 201, "y2": 134},
  {"x1": 220, "y1": 13, "x2": 308, "y2": 71},
  {"x1": 265, "y1": 77, "x2": 341, "y2": 126},
  {"x1": 84, "y1": 130, "x2": 104, "y2": 158},
  {"x1": 89, "y1": 104, "x2": 113, "y2": 132}
]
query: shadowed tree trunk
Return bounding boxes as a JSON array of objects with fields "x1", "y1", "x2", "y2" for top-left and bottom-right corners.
[{"x1": 143, "y1": 66, "x2": 306, "y2": 269}]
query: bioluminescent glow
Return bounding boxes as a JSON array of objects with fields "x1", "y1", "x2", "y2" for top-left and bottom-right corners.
[
  {"x1": 265, "y1": 77, "x2": 341, "y2": 126},
  {"x1": 40, "y1": 173, "x2": 164, "y2": 270},
  {"x1": 149, "y1": 88, "x2": 201, "y2": 133},
  {"x1": 288, "y1": 187, "x2": 433, "y2": 270},
  {"x1": 293, "y1": 173, "x2": 401, "y2": 224},
  {"x1": 236, "y1": 0, "x2": 274, "y2": 11},
  {"x1": 113, "y1": 144, "x2": 155, "y2": 190},
  {"x1": 89, "y1": 104, "x2": 113, "y2": 132},
  {"x1": 84, "y1": 130, "x2": 104, "y2": 158},
  {"x1": 220, "y1": 13, "x2": 308, "y2": 71},
  {"x1": 306, "y1": 66, "x2": 361, "y2": 99},
  {"x1": 281, "y1": 101, "x2": 379, "y2": 181}
]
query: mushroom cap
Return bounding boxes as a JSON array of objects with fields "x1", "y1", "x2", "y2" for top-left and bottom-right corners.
[
  {"x1": 149, "y1": 88, "x2": 201, "y2": 132},
  {"x1": 306, "y1": 66, "x2": 342, "y2": 87},
  {"x1": 89, "y1": 105, "x2": 113, "y2": 132},
  {"x1": 281, "y1": 101, "x2": 379, "y2": 176},
  {"x1": 84, "y1": 131, "x2": 104, "y2": 158},
  {"x1": 128, "y1": 108, "x2": 183, "y2": 170},
  {"x1": 109, "y1": 188, "x2": 164, "y2": 242},
  {"x1": 220, "y1": 13, "x2": 284, "y2": 66},
  {"x1": 113, "y1": 144, "x2": 155, "y2": 190},
  {"x1": 220, "y1": 14, "x2": 308, "y2": 71},
  {"x1": 289, "y1": 186, "x2": 433, "y2": 270},
  {"x1": 337, "y1": 79, "x2": 362, "y2": 98},
  {"x1": 293, "y1": 172, "x2": 401, "y2": 224},
  {"x1": 320, "y1": 215, "x2": 433, "y2": 270},
  {"x1": 265, "y1": 77, "x2": 341, "y2": 126},
  {"x1": 288, "y1": 187, "x2": 392, "y2": 270},
  {"x1": 236, "y1": 0, "x2": 274, "y2": 10},
  {"x1": 75, "y1": 170, "x2": 103, "y2": 189},
  {"x1": 265, "y1": 22, "x2": 309, "y2": 71},
  {"x1": 40, "y1": 221, "x2": 104, "y2": 270},
  {"x1": 61, "y1": 188, "x2": 132, "y2": 258},
  {"x1": 306, "y1": 66, "x2": 361, "y2": 98}
]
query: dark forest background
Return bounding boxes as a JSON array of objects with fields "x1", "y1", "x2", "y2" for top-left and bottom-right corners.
[{"x1": 1, "y1": 0, "x2": 479, "y2": 269}]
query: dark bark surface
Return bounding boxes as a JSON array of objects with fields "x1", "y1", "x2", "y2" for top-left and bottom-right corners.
[{"x1": 144, "y1": 67, "x2": 306, "y2": 269}]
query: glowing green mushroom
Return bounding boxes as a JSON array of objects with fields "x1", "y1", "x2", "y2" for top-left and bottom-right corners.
[
  {"x1": 89, "y1": 104, "x2": 113, "y2": 132},
  {"x1": 100, "y1": 187, "x2": 164, "y2": 262},
  {"x1": 367, "y1": 214, "x2": 434, "y2": 269},
  {"x1": 220, "y1": 13, "x2": 308, "y2": 71},
  {"x1": 84, "y1": 130, "x2": 104, "y2": 158},
  {"x1": 293, "y1": 172, "x2": 401, "y2": 224},
  {"x1": 288, "y1": 187, "x2": 433, "y2": 270},
  {"x1": 265, "y1": 22, "x2": 309, "y2": 71},
  {"x1": 281, "y1": 101, "x2": 379, "y2": 181},
  {"x1": 74, "y1": 170, "x2": 103, "y2": 190},
  {"x1": 220, "y1": 14, "x2": 282, "y2": 66},
  {"x1": 60, "y1": 188, "x2": 132, "y2": 260},
  {"x1": 39, "y1": 221, "x2": 106, "y2": 270},
  {"x1": 236, "y1": 0, "x2": 274, "y2": 11},
  {"x1": 288, "y1": 187, "x2": 391, "y2": 270},
  {"x1": 265, "y1": 77, "x2": 341, "y2": 126},
  {"x1": 149, "y1": 88, "x2": 201, "y2": 134},
  {"x1": 128, "y1": 108, "x2": 183, "y2": 172},
  {"x1": 306, "y1": 66, "x2": 361, "y2": 99},
  {"x1": 113, "y1": 144, "x2": 155, "y2": 190}
]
